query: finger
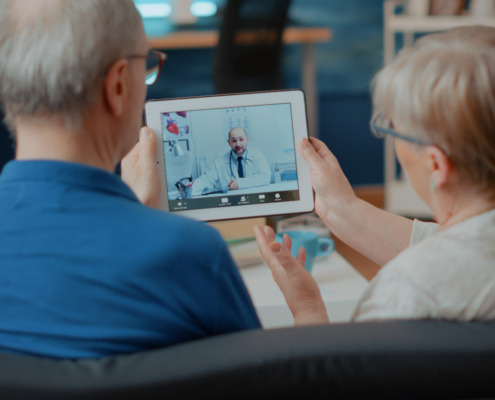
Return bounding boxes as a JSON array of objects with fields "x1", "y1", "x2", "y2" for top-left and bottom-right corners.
[
  {"x1": 300, "y1": 137, "x2": 338, "y2": 168},
  {"x1": 122, "y1": 128, "x2": 154, "y2": 169},
  {"x1": 268, "y1": 241, "x2": 306, "y2": 276},
  {"x1": 254, "y1": 225, "x2": 269, "y2": 247},
  {"x1": 254, "y1": 225, "x2": 277, "y2": 263},
  {"x1": 296, "y1": 246, "x2": 306, "y2": 266},
  {"x1": 255, "y1": 226, "x2": 281, "y2": 270},
  {"x1": 309, "y1": 137, "x2": 334, "y2": 159},
  {"x1": 263, "y1": 225, "x2": 275, "y2": 242},
  {"x1": 255, "y1": 226, "x2": 304, "y2": 277},
  {"x1": 138, "y1": 127, "x2": 156, "y2": 161},
  {"x1": 282, "y1": 233, "x2": 292, "y2": 250},
  {"x1": 299, "y1": 137, "x2": 326, "y2": 171}
]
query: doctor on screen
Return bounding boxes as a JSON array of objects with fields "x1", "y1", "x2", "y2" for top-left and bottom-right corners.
[{"x1": 192, "y1": 127, "x2": 270, "y2": 196}]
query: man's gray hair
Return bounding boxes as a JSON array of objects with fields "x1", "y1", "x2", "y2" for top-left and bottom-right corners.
[{"x1": 0, "y1": 0, "x2": 143, "y2": 132}]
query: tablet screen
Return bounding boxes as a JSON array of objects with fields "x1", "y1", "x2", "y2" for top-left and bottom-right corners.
[
  {"x1": 146, "y1": 90, "x2": 313, "y2": 221},
  {"x1": 161, "y1": 102, "x2": 299, "y2": 212}
]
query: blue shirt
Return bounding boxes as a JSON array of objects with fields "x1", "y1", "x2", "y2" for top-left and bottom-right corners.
[{"x1": 0, "y1": 160, "x2": 260, "y2": 359}]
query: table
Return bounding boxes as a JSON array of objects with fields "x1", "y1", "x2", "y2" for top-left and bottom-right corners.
[
  {"x1": 148, "y1": 26, "x2": 332, "y2": 138},
  {"x1": 232, "y1": 241, "x2": 370, "y2": 328}
]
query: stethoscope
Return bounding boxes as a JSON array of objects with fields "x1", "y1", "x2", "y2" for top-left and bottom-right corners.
[{"x1": 229, "y1": 150, "x2": 254, "y2": 179}]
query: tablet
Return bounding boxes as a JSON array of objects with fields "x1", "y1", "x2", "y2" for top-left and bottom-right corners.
[{"x1": 145, "y1": 90, "x2": 314, "y2": 222}]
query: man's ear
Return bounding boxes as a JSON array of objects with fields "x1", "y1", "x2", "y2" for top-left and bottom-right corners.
[
  {"x1": 426, "y1": 145, "x2": 453, "y2": 189},
  {"x1": 103, "y1": 59, "x2": 130, "y2": 118}
]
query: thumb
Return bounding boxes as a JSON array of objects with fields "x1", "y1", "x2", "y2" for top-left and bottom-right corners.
[
  {"x1": 139, "y1": 126, "x2": 155, "y2": 143},
  {"x1": 299, "y1": 137, "x2": 326, "y2": 171},
  {"x1": 138, "y1": 127, "x2": 156, "y2": 157}
]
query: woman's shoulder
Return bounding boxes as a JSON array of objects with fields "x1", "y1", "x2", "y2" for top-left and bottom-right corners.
[
  {"x1": 393, "y1": 220, "x2": 493, "y2": 269},
  {"x1": 401, "y1": 209, "x2": 495, "y2": 267},
  {"x1": 379, "y1": 215, "x2": 495, "y2": 295},
  {"x1": 357, "y1": 218, "x2": 495, "y2": 321}
]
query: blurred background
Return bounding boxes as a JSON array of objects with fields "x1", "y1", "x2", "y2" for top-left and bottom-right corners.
[
  {"x1": 142, "y1": 0, "x2": 384, "y2": 186},
  {"x1": 0, "y1": 0, "x2": 384, "y2": 186}
]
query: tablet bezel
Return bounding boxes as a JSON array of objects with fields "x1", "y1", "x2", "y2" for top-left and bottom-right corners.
[{"x1": 145, "y1": 90, "x2": 314, "y2": 221}]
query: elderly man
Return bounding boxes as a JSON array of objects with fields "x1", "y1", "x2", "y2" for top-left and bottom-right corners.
[
  {"x1": 0, "y1": 0, "x2": 260, "y2": 359},
  {"x1": 192, "y1": 126, "x2": 270, "y2": 195}
]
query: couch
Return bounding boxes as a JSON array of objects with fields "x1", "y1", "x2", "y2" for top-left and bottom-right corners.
[{"x1": 1, "y1": 320, "x2": 495, "y2": 399}]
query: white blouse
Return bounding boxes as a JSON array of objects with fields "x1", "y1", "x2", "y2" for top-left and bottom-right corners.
[{"x1": 352, "y1": 209, "x2": 495, "y2": 321}]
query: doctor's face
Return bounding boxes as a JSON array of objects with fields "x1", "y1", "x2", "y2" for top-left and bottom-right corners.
[{"x1": 228, "y1": 128, "x2": 249, "y2": 156}]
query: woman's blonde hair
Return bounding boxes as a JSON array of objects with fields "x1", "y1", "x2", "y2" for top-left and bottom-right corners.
[{"x1": 372, "y1": 25, "x2": 495, "y2": 198}]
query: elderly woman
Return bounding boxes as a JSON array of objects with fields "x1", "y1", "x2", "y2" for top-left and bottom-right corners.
[{"x1": 255, "y1": 25, "x2": 495, "y2": 325}]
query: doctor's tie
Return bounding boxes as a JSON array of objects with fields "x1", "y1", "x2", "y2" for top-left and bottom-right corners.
[{"x1": 237, "y1": 157, "x2": 244, "y2": 178}]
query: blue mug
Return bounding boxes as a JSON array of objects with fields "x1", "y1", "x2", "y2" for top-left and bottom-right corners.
[{"x1": 275, "y1": 230, "x2": 335, "y2": 273}]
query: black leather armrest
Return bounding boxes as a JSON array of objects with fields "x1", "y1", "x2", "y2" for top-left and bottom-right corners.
[{"x1": 1, "y1": 320, "x2": 495, "y2": 399}]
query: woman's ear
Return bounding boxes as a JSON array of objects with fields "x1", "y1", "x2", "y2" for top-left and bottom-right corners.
[
  {"x1": 103, "y1": 59, "x2": 130, "y2": 118},
  {"x1": 426, "y1": 145, "x2": 453, "y2": 189}
]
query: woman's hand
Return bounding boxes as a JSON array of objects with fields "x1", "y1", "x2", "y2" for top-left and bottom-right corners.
[
  {"x1": 121, "y1": 127, "x2": 161, "y2": 208},
  {"x1": 300, "y1": 137, "x2": 413, "y2": 266},
  {"x1": 300, "y1": 137, "x2": 356, "y2": 223},
  {"x1": 254, "y1": 225, "x2": 329, "y2": 325}
]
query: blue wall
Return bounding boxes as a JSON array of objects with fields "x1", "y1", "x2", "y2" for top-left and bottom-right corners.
[{"x1": 1, "y1": 0, "x2": 385, "y2": 184}]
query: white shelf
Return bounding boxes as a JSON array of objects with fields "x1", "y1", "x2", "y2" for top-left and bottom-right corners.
[
  {"x1": 383, "y1": 0, "x2": 494, "y2": 217},
  {"x1": 385, "y1": 179, "x2": 431, "y2": 218}
]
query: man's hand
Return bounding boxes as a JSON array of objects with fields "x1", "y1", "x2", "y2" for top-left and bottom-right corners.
[
  {"x1": 228, "y1": 179, "x2": 239, "y2": 190},
  {"x1": 254, "y1": 225, "x2": 329, "y2": 325},
  {"x1": 121, "y1": 127, "x2": 161, "y2": 208}
]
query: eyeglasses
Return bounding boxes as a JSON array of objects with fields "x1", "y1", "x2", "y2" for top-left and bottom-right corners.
[
  {"x1": 370, "y1": 113, "x2": 450, "y2": 155},
  {"x1": 125, "y1": 50, "x2": 167, "y2": 86}
]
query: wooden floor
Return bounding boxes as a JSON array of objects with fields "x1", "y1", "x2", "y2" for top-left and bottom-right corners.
[{"x1": 335, "y1": 185, "x2": 384, "y2": 281}]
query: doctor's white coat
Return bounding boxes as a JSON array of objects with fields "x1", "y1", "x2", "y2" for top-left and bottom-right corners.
[{"x1": 192, "y1": 147, "x2": 270, "y2": 196}]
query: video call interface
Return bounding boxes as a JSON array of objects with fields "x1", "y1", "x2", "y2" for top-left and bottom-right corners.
[{"x1": 160, "y1": 103, "x2": 300, "y2": 212}]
